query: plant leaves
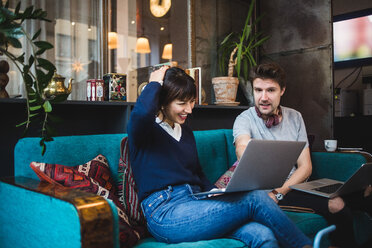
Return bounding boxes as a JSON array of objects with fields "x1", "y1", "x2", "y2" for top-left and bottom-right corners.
[
  {"x1": 28, "y1": 55, "x2": 34, "y2": 67},
  {"x1": 16, "y1": 120, "x2": 28, "y2": 127},
  {"x1": 16, "y1": 53, "x2": 25, "y2": 63},
  {"x1": 35, "y1": 47, "x2": 46, "y2": 55},
  {"x1": 43, "y1": 100, "x2": 52, "y2": 113},
  {"x1": 24, "y1": 73, "x2": 33, "y2": 86},
  {"x1": 32, "y1": 28, "x2": 41, "y2": 40},
  {"x1": 15, "y1": 2, "x2": 21, "y2": 15},
  {"x1": 22, "y1": 6, "x2": 34, "y2": 19},
  {"x1": 33, "y1": 41, "x2": 53, "y2": 50},
  {"x1": 30, "y1": 105, "x2": 42, "y2": 111},
  {"x1": 37, "y1": 58, "x2": 55, "y2": 71},
  {"x1": 7, "y1": 36, "x2": 22, "y2": 48}
]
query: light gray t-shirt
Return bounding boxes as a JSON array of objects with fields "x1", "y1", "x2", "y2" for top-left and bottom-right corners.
[{"x1": 233, "y1": 106, "x2": 309, "y2": 179}]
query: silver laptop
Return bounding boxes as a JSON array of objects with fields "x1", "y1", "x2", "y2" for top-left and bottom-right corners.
[
  {"x1": 290, "y1": 163, "x2": 372, "y2": 198},
  {"x1": 193, "y1": 139, "x2": 306, "y2": 197}
]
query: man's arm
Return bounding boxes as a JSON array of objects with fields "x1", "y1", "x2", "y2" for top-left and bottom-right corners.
[
  {"x1": 268, "y1": 147, "x2": 312, "y2": 202},
  {"x1": 235, "y1": 134, "x2": 252, "y2": 160}
]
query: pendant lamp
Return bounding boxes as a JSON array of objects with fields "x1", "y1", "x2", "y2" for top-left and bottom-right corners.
[
  {"x1": 162, "y1": 43, "x2": 172, "y2": 59},
  {"x1": 135, "y1": 37, "x2": 151, "y2": 54}
]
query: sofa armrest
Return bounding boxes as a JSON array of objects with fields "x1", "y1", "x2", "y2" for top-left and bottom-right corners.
[
  {"x1": 311, "y1": 151, "x2": 372, "y2": 181},
  {"x1": 0, "y1": 177, "x2": 119, "y2": 248}
]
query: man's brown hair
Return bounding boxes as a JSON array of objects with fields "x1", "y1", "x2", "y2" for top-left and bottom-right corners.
[{"x1": 250, "y1": 62, "x2": 286, "y2": 89}]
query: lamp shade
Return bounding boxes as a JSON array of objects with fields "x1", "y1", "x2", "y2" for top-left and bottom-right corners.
[
  {"x1": 162, "y1": 43, "x2": 172, "y2": 59},
  {"x1": 108, "y1": 32, "x2": 118, "y2": 49},
  {"x1": 135, "y1": 37, "x2": 151, "y2": 54}
]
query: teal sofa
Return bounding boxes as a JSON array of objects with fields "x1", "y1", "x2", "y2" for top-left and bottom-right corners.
[{"x1": 1, "y1": 129, "x2": 371, "y2": 248}]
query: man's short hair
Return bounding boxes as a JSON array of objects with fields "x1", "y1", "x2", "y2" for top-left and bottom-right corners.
[{"x1": 250, "y1": 62, "x2": 286, "y2": 89}]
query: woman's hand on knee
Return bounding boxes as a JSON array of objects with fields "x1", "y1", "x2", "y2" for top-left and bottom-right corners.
[{"x1": 328, "y1": 197, "x2": 345, "y2": 213}]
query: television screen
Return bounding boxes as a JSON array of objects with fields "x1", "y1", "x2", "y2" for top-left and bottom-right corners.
[{"x1": 333, "y1": 9, "x2": 372, "y2": 69}]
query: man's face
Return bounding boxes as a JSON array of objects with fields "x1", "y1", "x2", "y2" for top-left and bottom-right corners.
[{"x1": 253, "y1": 78, "x2": 285, "y2": 118}]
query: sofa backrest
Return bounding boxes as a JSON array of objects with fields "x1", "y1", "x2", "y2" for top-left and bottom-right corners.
[
  {"x1": 14, "y1": 134, "x2": 127, "y2": 184},
  {"x1": 310, "y1": 151, "x2": 372, "y2": 181},
  {"x1": 15, "y1": 130, "x2": 370, "y2": 186},
  {"x1": 14, "y1": 130, "x2": 236, "y2": 185}
]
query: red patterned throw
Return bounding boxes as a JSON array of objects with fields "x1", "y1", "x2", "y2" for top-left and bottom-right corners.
[{"x1": 30, "y1": 154, "x2": 145, "y2": 248}]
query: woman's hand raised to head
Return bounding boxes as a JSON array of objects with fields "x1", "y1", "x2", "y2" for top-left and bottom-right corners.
[{"x1": 149, "y1": 66, "x2": 169, "y2": 84}]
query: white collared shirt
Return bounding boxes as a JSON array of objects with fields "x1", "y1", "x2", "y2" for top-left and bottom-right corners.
[{"x1": 156, "y1": 117, "x2": 182, "y2": 141}]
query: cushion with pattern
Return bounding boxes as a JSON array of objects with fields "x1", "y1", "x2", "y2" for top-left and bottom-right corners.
[
  {"x1": 30, "y1": 154, "x2": 145, "y2": 247},
  {"x1": 117, "y1": 137, "x2": 146, "y2": 225}
]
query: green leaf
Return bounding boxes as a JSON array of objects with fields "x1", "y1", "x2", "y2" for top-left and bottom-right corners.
[
  {"x1": 16, "y1": 53, "x2": 25, "y2": 63},
  {"x1": 32, "y1": 9, "x2": 43, "y2": 18},
  {"x1": 7, "y1": 37, "x2": 22, "y2": 48},
  {"x1": 23, "y1": 6, "x2": 34, "y2": 19},
  {"x1": 236, "y1": 43, "x2": 243, "y2": 77},
  {"x1": 40, "y1": 140, "x2": 46, "y2": 155},
  {"x1": 35, "y1": 47, "x2": 46, "y2": 55},
  {"x1": 24, "y1": 73, "x2": 33, "y2": 86},
  {"x1": 43, "y1": 100, "x2": 52, "y2": 113},
  {"x1": 15, "y1": 2, "x2": 21, "y2": 15},
  {"x1": 32, "y1": 29, "x2": 41, "y2": 40},
  {"x1": 37, "y1": 58, "x2": 55, "y2": 71},
  {"x1": 16, "y1": 120, "x2": 28, "y2": 127},
  {"x1": 23, "y1": 65, "x2": 30, "y2": 74},
  {"x1": 4, "y1": 1, "x2": 9, "y2": 8},
  {"x1": 33, "y1": 41, "x2": 53, "y2": 50},
  {"x1": 220, "y1": 32, "x2": 234, "y2": 46},
  {"x1": 30, "y1": 105, "x2": 42, "y2": 111},
  {"x1": 29, "y1": 113, "x2": 39, "y2": 118},
  {"x1": 28, "y1": 55, "x2": 34, "y2": 67}
]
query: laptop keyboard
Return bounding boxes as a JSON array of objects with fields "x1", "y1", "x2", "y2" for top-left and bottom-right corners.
[{"x1": 313, "y1": 183, "x2": 343, "y2": 194}]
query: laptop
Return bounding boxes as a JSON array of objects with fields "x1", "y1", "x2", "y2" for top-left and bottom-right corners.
[
  {"x1": 193, "y1": 139, "x2": 306, "y2": 197},
  {"x1": 290, "y1": 163, "x2": 372, "y2": 198}
]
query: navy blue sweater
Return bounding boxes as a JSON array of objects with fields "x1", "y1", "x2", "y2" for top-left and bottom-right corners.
[{"x1": 127, "y1": 82, "x2": 214, "y2": 201}]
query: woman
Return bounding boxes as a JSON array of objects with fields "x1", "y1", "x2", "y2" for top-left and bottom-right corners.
[{"x1": 127, "y1": 66, "x2": 312, "y2": 248}]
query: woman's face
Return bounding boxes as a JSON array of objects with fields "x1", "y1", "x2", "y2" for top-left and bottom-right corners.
[{"x1": 163, "y1": 98, "x2": 195, "y2": 127}]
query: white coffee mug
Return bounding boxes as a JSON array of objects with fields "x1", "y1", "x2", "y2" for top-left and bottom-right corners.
[{"x1": 324, "y1": 140, "x2": 337, "y2": 152}]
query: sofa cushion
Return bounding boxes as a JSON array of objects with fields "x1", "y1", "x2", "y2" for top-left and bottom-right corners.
[
  {"x1": 193, "y1": 130, "x2": 231, "y2": 183},
  {"x1": 30, "y1": 154, "x2": 145, "y2": 248},
  {"x1": 135, "y1": 237, "x2": 245, "y2": 248},
  {"x1": 117, "y1": 137, "x2": 146, "y2": 225}
]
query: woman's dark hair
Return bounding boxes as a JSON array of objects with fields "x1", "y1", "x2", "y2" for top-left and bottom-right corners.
[
  {"x1": 158, "y1": 67, "x2": 196, "y2": 115},
  {"x1": 250, "y1": 62, "x2": 286, "y2": 89}
]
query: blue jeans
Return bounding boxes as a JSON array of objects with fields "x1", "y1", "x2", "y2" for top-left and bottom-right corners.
[{"x1": 141, "y1": 184, "x2": 312, "y2": 248}]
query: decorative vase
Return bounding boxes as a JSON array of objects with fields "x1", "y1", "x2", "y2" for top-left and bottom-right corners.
[{"x1": 212, "y1": 76, "x2": 239, "y2": 105}]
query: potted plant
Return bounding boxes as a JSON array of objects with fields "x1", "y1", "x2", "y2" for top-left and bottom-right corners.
[
  {"x1": 0, "y1": 1, "x2": 57, "y2": 154},
  {"x1": 213, "y1": 0, "x2": 269, "y2": 105}
]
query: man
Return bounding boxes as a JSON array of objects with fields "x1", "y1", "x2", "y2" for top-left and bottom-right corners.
[{"x1": 232, "y1": 62, "x2": 371, "y2": 248}]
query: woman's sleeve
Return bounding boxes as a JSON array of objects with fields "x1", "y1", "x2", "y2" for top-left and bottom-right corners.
[{"x1": 127, "y1": 82, "x2": 161, "y2": 146}]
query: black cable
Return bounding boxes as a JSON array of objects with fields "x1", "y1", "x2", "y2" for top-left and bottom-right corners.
[
  {"x1": 346, "y1": 67, "x2": 362, "y2": 89},
  {"x1": 335, "y1": 67, "x2": 360, "y2": 88}
]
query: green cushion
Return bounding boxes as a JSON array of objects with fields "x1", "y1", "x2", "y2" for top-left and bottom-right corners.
[
  {"x1": 135, "y1": 237, "x2": 245, "y2": 248},
  {"x1": 194, "y1": 130, "x2": 231, "y2": 183},
  {"x1": 284, "y1": 211, "x2": 328, "y2": 239}
]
